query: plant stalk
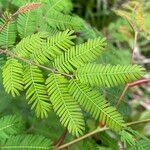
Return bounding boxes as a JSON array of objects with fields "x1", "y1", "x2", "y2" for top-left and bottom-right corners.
[
  {"x1": 56, "y1": 119, "x2": 150, "y2": 150},
  {"x1": 56, "y1": 127, "x2": 108, "y2": 150},
  {"x1": 116, "y1": 78, "x2": 150, "y2": 108},
  {"x1": 126, "y1": 119, "x2": 150, "y2": 126},
  {"x1": 0, "y1": 49, "x2": 74, "y2": 78},
  {"x1": 116, "y1": 84, "x2": 128, "y2": 108},
  {"x1": 55, "y1": 129, "x2": 68, "y2": 148}
]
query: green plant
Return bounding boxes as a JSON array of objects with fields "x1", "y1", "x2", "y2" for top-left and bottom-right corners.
[
  {"x1": 0, "y1": 0, "x2": 149, "y2": 149},
  {"x1": 0, "y1": 115, "x2": 53, "y2": 149}
]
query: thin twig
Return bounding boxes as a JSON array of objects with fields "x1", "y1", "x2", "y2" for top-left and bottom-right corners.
[
  {"x1": 116, "y1": 78, "x2": 150, "y2": 108},
  {"x1": 56, "y1": 127, "x2": 108, "y2": 150},
  {"x1": 128, "y1": 78, "x2": 150, "y2": 87},
  {"x1": 0, "y1": 49, "x2": 74, "y2": 78},
  {"x1": 55, "y1": 129, "x2": 68, "y2": 148},
  {"x1": 131, "y1": 31, "x2": 138, "y2": 64},
  {"x1": 126, "y1": 119, "x2": 150, "y2": 126},
  {"x1": 116, "y1": 84, "x2": 129, "y2": 108},
  {"x1": 56, "y1": 119, "x2": 150, "y2": 150}
]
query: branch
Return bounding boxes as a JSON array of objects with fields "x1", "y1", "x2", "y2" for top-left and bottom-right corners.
[
  {"x1": 126, "y1": 119, "x2": 150, "y2": 126},
  {"x1": 116, "y1": 84, "x2": 128, "y2": 108},
  {"x1": 116, "y1": 78, "x2": 150, "y2": 108},
  {"x1": 56, "y1": 119, "x2": 150, "y2": 150},
  {"x1": 56, "y1": 127, "x2": 108, "y2": 150},
  {"x1": 128, "y1": 78, "x2": 150, "y2": 87},
  {"x1": 55, "y1": 129, "x2": 68, "y2": 148},
  {"x1": 0, "y1": 49, "x2": 74, "y2": 78}
]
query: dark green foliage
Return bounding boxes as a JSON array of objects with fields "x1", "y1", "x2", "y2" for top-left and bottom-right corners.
[{"x1": 0, "y1": 115, "x2": 23, "y2": 140}]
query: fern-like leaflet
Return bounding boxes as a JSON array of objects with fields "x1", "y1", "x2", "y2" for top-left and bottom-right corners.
[
  {"x1": 24, "y1": 65, "x2": 52, "y2": 118},
  {"x1": 46, "y1": 73, "x2": 85, "y2": 136},
  {"x1": 0, "y1": 19, "x2": 16, "y2": 49},
  {"x1": 44, "y1": 0, "x2": 73, "y2": 14},
  {"x1": 120, "y1": 130, "x2": 136, "y2": 146},
  {"x1": 76, "y1": 64, "x2": 144, "y2": 87},
  {"x1": 2, "y1": 59, "x2": 24, "y2": 97},
  {"x1": 54, "y1": 37, "x2": 106, "y2": 73},
  {"x1": 17, "y1": 10, "x2": 37, "y2": 38},
  {"x1": 15, "y1": 32, "x2": 48, "y2": 58},
  {"x1": 46, "y1": 11, "x2": 84, "y2": 31},
  {"x1": 33, "y1": 30, "x2": 76, "y2": 64},
  {"x1": 119, "y1": 127, "x2": 150, "y2": 148},
  {"x1": 69, "y1": 79, "x2": 125, "y2": 132},
  {"x1": 14, "y1": 30, "x2": 75, "y2": 64}
]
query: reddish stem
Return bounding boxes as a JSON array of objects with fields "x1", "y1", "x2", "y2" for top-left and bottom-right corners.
[
  {"x1": 55, "y1": 129, "x2": 68, "y2": 148},
  {"x1": 128, "y1": 78, "x2": 150, "y2": 87},
  {"x1": 116, "y1": 78, "x2": 150, "y2": 108}
]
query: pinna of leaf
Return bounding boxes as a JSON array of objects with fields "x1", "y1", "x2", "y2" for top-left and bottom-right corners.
[{"x1": 1, "y1": 30, "x2": 144, "y2": 137}]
